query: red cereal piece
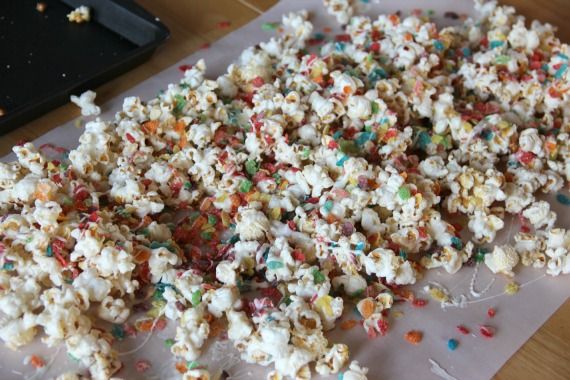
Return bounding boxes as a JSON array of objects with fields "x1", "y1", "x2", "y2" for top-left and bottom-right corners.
[
  {"x1": 135, "y1": 359, "x2": 151, "y2": 373},
  {"x1": 412, "y1": 298, "x2": 428, "y2": 308},
  {"x1": 335, "y1": 34, "x2": 351, "y2": 42},
  {"x1": 487, "y1": 308, "x2": 496, "y2": 318},
  {"x1": 178, "y1": 64, "x2": 193, "y2": 72},
  {"x1": 480, "y1": 325, "x2": 495, "y2": 338},
  {"x1": 377, "y1": 319, "x2": 389, "y2": 336},
  {"x1": 457, "y1": 325, "x2": 470, "y2": 335},
  {"x1": 153, "y1": 318, "x2": 167, "y2": 331},
  {"x1": 252, "y1": 76, "x2": 265, "y2": 88},
  {"x1": 218, "y1": 21, "x2": 231, "y2": 29},
  {"x1": 369, "y1": 42, "x2": 380, "y2": 52}
]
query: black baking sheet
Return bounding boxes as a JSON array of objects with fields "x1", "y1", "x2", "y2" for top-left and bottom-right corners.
[{"x1": 0, "y1": 0, "x2": 169, "y2": 133}]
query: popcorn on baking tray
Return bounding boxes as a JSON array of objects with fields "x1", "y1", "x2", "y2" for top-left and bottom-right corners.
[{"x1": 1, "y1": 0, "x2": 570, "y2": 378}]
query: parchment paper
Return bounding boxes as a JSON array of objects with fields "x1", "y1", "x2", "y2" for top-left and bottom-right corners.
[{"x1": 1, "y1": 1, "x2": 569, "y2": 379}]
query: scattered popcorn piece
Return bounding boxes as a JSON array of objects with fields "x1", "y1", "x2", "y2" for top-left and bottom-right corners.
[
  {"x1": 67, "y1": 5, "x2": 90, "y2": 23},
  {"x1": 70, "y1": 90, "x2": 101, "y2": 116}
]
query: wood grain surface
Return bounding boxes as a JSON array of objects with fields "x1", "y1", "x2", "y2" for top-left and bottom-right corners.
[{"x1": 1, "y1": 1, "x2": 568, "y2": 379}]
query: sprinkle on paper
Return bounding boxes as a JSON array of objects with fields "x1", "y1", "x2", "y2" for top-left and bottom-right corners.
[
  {"x1": 135, "y1": 359, "x2": 152, "y2": 373},
  {"x1": 404, "y1": 330, "x2": 423, "y2": 345},
  {"x1": 487, "y1": 308, "x2": 496, "y2": 318},
  {"x1": 412, "y1": 298, "x2": 428, "y2": 308},
  {"x1": 261, "y1": 22, "x2": 279, "y2": 31},
  {"x1": 447, "y1": 339, "x2": 459, "y2": 351},
  {"x1": 479, "y1": 325, "x2": 495, "y2": 338},
  {"x1": 178, "y1": 64, "x2": 193, "y2": 72},
  {"x1": 218, "y1": 21, "x2": 231, "y2": 29},
  {"x1": 556, "y1": 193, "x2": 570, "y2": 206},
  {"x1": 29, "y1": 355, "x2": 45, "y2": 369},
  {"x1": 457, "y1": 325, "x2": 470, "y2": 335}
]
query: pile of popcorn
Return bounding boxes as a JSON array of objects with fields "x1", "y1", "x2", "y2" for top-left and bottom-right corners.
[{"x1": 2, "y1": 0, "x2": 570, "y2": 378}]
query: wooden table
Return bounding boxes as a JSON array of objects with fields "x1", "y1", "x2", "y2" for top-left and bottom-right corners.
[{"x1": 1, "y1": 1, "x2": 569, "y2": 378}]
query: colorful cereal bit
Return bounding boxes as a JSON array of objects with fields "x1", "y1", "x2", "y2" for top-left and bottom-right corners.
[
  {"x1": 261, "y1": 22, "x2": 278, "y2": 31},
  {"x1": 457, "y1": 325, "x2": 470, "y2": 335},
  {"x1": 28, "y1": 355, "x2": 45, "y2": 369},
  {"x1": 315, "y1": 295, "x2": 334, "y2": 317},
  {"x1": 135, "y1": 359, "x2": 152, "y2": 373},
  {"x1": 447, "y1": 339, "x2": 459, "y2": 351},
  {"x1": 479, "y1": 325, "x2": 495, "y2": 338},
  {"x1": 556, "y1": 193, "x2": 570, "y2": 206},
  {"x1": 397, "y1": 186, "x2": 411, "y2": 200},
  {"x1": 412, "y1": 298, "x2": 428, "y2": 308},
  {"x1": 175, "y1": 361, "x2": 188, "y2": 373},
  {"x1": 340, "y1": 319, "x2": 359, "y2": 330},
  {"x1": 191, "y1": 290, "x2": 202, "y2": 306},
  {"x1": 239, "y1": 179, "x2": 253, "y2": 193},
  {"x1": 404, "y1": 330, "x2": 423, "y2": 345},
  {"x1": 217, "y1": 20, "x2": 231, "y2": 29},
  {"x1": 359, "y1": 298, "x2": 375, "y2": 319},
  {"x1": 433, "y1": 40, "x2": 444, "y2": 51},
  {"x1": 474, "y1": 247, "x2": 488, "y2": 263},
  {"x1": 554, "y1": 63, "x2": 568, "y2": 79},
  {"x1": 504, "y1": 281, "x2": 520, "y2": 295},
  {"x1": 312, "y1": 268, "x2": 326, "y2": 284},
  {"x1": 267, "y1": 260, "x2": 284, "y2": 270},
  {"x1": 487, "y1": 308, "x2": 496, "y2": 318},
  {"x1": 323, "y1": 199, "x2": 334, "y2": 212},
  {"x1": 489, "y1": 40, "x2": 504, "y2": 49},
  {"x1": 245, "y1": 159, "x2": 260, "y2": 175},
  {"x1": 111, "y1": 324, "x2": 125, "y2": 340}
]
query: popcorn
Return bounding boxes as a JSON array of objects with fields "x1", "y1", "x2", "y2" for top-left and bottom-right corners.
[
  {"x1": 323, "y1": 0, "x2": 354, "y2": 25},
  {"x1": 342, "y1": 361, "x2": 369, "y2": 380},
  {"x1": 67, "y1": 5, "x2": 90, "y2": 23},
  {"x1": 171, "y1": 305, "x2": 210, "y2": 361},
  {"x1": 421, "y1": 242, "x2": 474, "y2": 274},
  {"x1": 70, "y1": 90, "x2": 101, "y2": 116},
  {"x1": 468, "y1": 211, "x2": 505, "y2": 243},
  {"x1": 235, "y1": 203, "x2": 270, "y2": 241},
  {"x1": 484, "y1": 245, "x2": 520, "y2": 277},
  {"x1": 97, "y1": 296, "x2": 130, "y2": 324},
  {"x1": 522, "y1": 201, "x2": 556, "y2": 230},
  {"x1": 361, "y1": 248, "x2": 416, "y2": 285},
  {"x1": 315, "y1": 343, "x2": 349, "y2": 375}
]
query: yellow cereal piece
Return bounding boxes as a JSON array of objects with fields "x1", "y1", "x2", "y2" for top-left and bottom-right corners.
[
  {"x1": 270, "y1": 207, "x2": 281, "y2": 220},
  {"x1": 314, "y1": 295, "x2": 334, "y2": 317},
  {"x1": 505, "y1": 281, "x2": 520, "y2": 295}
]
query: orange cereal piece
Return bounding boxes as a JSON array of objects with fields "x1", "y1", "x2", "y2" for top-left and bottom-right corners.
[
  {"x1": 340, "y1": 319, "x2": 359, "y2": 330},
  {"x1": 175, "y1": 361, "x2": 187, "y2": 374},
  {"x1": 135, "y1": 319, "x2": 155, "y2": 332},
  {"x1": 142, "y1": 120, "x2": 159, "y2": 134},
  {"x1": 133, "y1": 249, "x2": 151, "y2": 264},
  {"x1": 359, "y1": 299, "x2": 375, "y2": 319},
  {"x1": 30, "y1": 355, "x2": 45, "y2": 369},
  {"x1": 404, "y1": 330, "x2": 423, "y2": 345}
]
